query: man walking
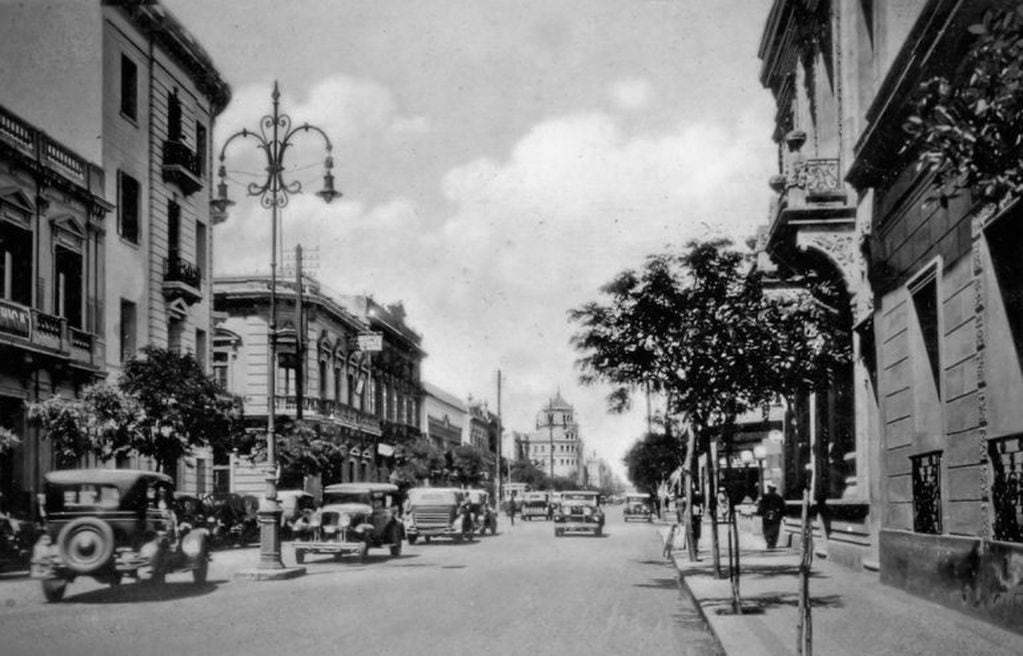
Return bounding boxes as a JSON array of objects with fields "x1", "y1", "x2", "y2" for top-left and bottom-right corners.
[
  {"x1": 507, "y1": 491, "x2": 517, "y2": 526},
  {"x1": 757, "y1": 483, "x2": 786, "y2": 549}
]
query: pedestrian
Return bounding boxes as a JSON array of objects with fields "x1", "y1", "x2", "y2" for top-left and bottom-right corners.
[
  {"x1": 507, "y1": 491, "x2": 517, "y2": 526},
  {"x1": 757, "y1": 483, "x2": 786, "y2": 549},
  {"x1": 690, "y1": 488, "x2": 704, "y2": 550}
]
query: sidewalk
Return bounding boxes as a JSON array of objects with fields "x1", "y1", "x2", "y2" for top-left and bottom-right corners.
[{"x1": 662, "y1": 523, "x2": 1023, "y2": 656}]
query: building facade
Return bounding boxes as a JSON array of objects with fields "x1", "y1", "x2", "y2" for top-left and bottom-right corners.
[
  {"x1": 214, "y1": 276, "x2": 429, "y2": 490},
  {"x1": 525, "y1": 392, "x2": 584, "y2": 483},
  {"x1": 421, "y1": 382, "x2": 467, "y2": 454},
  {"x1": 0, "y1": 1, "x2": 230, "y2": 495},
  {"x1": 464, "y1": 398, "x2": 499, "y2": 457},
  {"x1": 757, "y1": 0, "x2": 1023, "y2": 632},
  {"x1": 0, "y1": 106, "x2": 110, "y2": 515}
]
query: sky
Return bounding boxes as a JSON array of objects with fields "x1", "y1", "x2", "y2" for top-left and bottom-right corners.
[{"x1": 164, "y1": 0, "x2": 778, "y2": 481}]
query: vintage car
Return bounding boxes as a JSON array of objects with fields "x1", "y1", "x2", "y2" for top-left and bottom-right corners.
[
  {"x1": 623, "y1": 492, "x2": 653, "y2": 522},
  {"x1": 292, "y1": 482, "x2": 403, "y2": 563},
  {"x1": 403, "y1": 487, "x2": 474, "y2": 544},
  {"x1": 553, "y1": 490, "x2": 605, "y2": 537},
  {"x1": 466, "y1": 489, "x2": 498, "y2": 535},
  {"x1": 31, "y1": 469, "x2": 210, "y2": 602},
  {"x1": 520, "y1": 491, "x2": 550, "y2": 521}
]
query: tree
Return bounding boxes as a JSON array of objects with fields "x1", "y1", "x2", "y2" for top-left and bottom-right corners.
[
  {"x1": 29, "y1": 347, "x2": 245, "y2": 474},
  {"x1": 390, "y1": 438, "x2": 445, "y2": 490},
  {"x1": 509, "y1": 459, "x2": 548, "y2": 489},
  {"x1": 905, "y1": 3, "x2": 1023, "y2": 205},
  {"x1": 570, "y1": 239, "x2": 849, "y2": 595},
  {"x1": 120, "y1": 346, "x2": 245, "y2": 473},
  {"x1": 244, "y1": 418, "x2": 344, "y2": 488},
  {"x1": 623, "y1": 430, "x2": 686, "y2": 501},
  {"x1": 448, "y1": 445, "x2": 493, "y2": 488}
]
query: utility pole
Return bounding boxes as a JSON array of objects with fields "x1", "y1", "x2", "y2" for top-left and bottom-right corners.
[
  {"x1": 496, "y1": 370, "x2": 503, "y2": 504},
  {"x1": 547, "y1": 398, "x2": 555, "y2": 499},
  {"x1": 294, "y1": 244, "x2": 304, "y2": 420}
]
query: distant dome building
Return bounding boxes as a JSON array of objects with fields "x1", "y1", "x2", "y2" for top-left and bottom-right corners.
[{"x1": 525, "y1": 391, "x2": 584, "y2": 484}]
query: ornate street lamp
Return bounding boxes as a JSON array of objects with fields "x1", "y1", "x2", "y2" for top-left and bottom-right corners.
[{"x1": 211, "y1": 82, "x2": 340, "y2": 573}]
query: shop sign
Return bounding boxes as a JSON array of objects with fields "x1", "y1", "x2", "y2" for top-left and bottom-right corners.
[
  {"x1": 354, "y1": 332, "x2": 383, "y2": 352},
  {"x1": 0, "y1": 300, "x2": 31, "y2": 339}
]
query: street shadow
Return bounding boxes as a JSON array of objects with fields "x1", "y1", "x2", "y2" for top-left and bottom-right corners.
[
  {"x1": 0, "y1": 569, "x2": 29, "y2": 580},
  {"x1": 741, "y1": 563, "x2": 827, "y2": 579},
  {"x1": 634, "y1": 576, "x2": 680, "y2": 590},
  {"x1": 64, "y1": 581, "x2": 219, "y2": 604},
  {"x1": 440, "y1": 565, "x2": 467, "y2": 570},
  {"x1": 635, "y1": 559, "x2": 668, "y2": 566},
  {"x1": 700, "y1": 591, "x2": 844, "y2": 612}
]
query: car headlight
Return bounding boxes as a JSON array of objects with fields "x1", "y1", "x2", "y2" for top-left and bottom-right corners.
[
  {"x1": 339, "y1": 513, "x2": 352, "y2": 528},
  {"x1": 181, "y1": 534, "x2": 203, "y2": 558}
]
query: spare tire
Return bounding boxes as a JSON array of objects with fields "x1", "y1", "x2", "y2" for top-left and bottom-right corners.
[{"x1": 57, "y1": 517, "x2": 115, "y2": 575}]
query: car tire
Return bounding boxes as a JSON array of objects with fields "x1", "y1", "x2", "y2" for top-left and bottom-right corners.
[
  {"x1": 424, "y1": 536, "x2": 431, "y2": 544},
  {"x1": 390, "y1": 539, "x2": 402, "y2": 557},
  {"x1": 358, "y1": 542, "x2": 369, "y2": 563},
  {"x1": 42, "y1": 578, "x2": 67, "y2": 603},
  {"x1": 295, "y1": 549, "x2": 305, "y2": 564},
  {"x1": 407, "y1": 535, "x2": 418, "y2": 545},
  {"x1": 57, "y1": 516, "x2": 115, "y2": 575}
]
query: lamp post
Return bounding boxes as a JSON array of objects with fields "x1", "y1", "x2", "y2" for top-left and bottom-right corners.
[
  {"x1": 546, "y1": 399, "x2": 555, "y2": 500},
  {"x1": 211, "y1": 82, "x2": 340, "y2": 572}
]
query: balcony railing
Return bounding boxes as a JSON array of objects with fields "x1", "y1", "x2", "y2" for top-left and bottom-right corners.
[
  {"x1": 0, "y1": 308, "x2": 100, "y2": 366},
  {"x1": 161, "y1": 139, "x2": 203, "y2": 195},
  {"x1": 791, "y1": 158, "x2": 843, "y2": 199},
  {"x1": 0, "y1": 105, "x2": 104, "y2": 196},
  {"x1": 162, "y1": 254, "x2": 202, "y2": 305},
  {"x1": 271, "y1": 396, "x2": 382, "y2": 435}
]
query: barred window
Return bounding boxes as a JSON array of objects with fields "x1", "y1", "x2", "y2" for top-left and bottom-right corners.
[
  {"x1": 912, "y1": 452, "x2": 942, "y2": 534},
  {"x1": 990, "y1": 435, "x2": 1023, "y2": 543}
]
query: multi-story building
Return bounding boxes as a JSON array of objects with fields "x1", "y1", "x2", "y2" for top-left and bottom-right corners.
[
  {"x1": 464, "y1": 398, "x2": 500, "y2": 460},
  {"x1": 524, "y1": 392, "x2": 584, "y2": 483},
  {"x1": 0, "y1": 1, "x2": 230, "y2": 495},
  {"x1": 757, "y1": 0, "x2": 1023, "y2": 631},
  {"x1": 0, "y1": 106, "x2": 110, "y2": 515},
  {"x1": 214, "y1": 276, "x2": 428, "y2": 490},
  {"x1": 422, "y1": 382, "x2": 467, "y2": 454}
]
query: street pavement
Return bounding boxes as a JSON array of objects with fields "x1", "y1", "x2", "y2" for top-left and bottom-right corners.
[
  {"x1": 0, "y1": 510, "x2": 723, "y2": 656},
  {"x1": 664, "y1": 521, "x2": 1023, "y2": 656}
]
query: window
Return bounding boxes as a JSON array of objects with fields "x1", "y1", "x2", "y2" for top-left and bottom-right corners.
[
  {"x1": 0, "y1": 220, "x2": 32, "y2": 305},
  {"x1": 910, "y1": 271, "x2": 940, "y2": 395},
  {"x1": 195, "y1": 122, "x2": 207, "y2": 177},
  {"x1": 319, "y1": 361, "x2": 328, "y2": 399},
  {"x1": 196, "y1": 221, "x2": 207, "y2": 282},
  {"x1": 195, "y1": 329, "x2": 207, "y2": 369},
  {"x1": 195, "y1": 458, "x2": 207, "y2": 495},
  {"x1": 120, "y1": 55, "x2": 137, "y2": 120},
  {"x1": 168, "y1": 200, "x2": 180, "y2": 258},
  {"x1": 212, "y1": 351, "x2": 229, "y2": 389},
  {"x1": 168, "y1": 91, "x2": 182, "y2": 142},
  {"x1": 168, "y1": 319, "x2": 183, "y2": 354},
  {"x1": 54, "y1": 246, "x2": 83, "y2": 328},
  {"x1": 119, "y1": 299, "x2": 136, "y2": 363},
  {"x1": 912, "y1": 452, "x2": 942, "y2": 534},
  {"x1": 334, "y1": 366, "x2": 342, "y2": 402},
  {"x1": 118, "y1": 172, "x2": 140, "y2": 244},
  {"x1": 991, "y1": 435, "x2": 1023, "y2": 544}
]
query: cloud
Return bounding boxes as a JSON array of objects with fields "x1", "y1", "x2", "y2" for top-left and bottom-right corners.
[{"x1": 609, "y1": 78, "x2": 653, "y2": 110}]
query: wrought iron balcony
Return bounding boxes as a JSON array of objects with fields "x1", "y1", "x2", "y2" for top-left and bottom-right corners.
[
  {"x1": 162, "y1": 254, "x2": 202, "y2": 305},
  {"x1": 161, "y1": 139, "x2": 203, "y2": 196}
]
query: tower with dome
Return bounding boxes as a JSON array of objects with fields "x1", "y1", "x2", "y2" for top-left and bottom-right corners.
[{"x1": 525, "y1": 390, "x2": 585, "y2": 484}]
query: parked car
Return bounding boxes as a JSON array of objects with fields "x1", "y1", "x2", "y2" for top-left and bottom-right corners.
[
  {"x1": 466, "y1": 489, "x2": 498, "y2": 535},
  {"x1": 554, "y1": 490, "x2": 605, "y2": 537},
  {"x1": 292, "y1": 483, "x2": 403, "y2": 563},
  {"x1": 31, "y1": 469, "x2": 209, "y2": 602},
  {"x1": 0, "y1": 511, "x2": 36, "y2": 573},
  {"x1": 199, "y1": 492, "x2": 259, "y2": 548},
  {"x1": 520, "y1": 492, "x2": 550, "y2": 521},
  {"x1": 403, "y1": 487, "x2": 474, "y2": 544},
  {"x1": 623, "y1": 493, "x2": 653, "y2": 522}
]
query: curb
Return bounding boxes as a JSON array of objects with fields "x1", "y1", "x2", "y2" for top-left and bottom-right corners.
[{"x1": 672, "y1": 552, "x2": 727, "y2": 656}]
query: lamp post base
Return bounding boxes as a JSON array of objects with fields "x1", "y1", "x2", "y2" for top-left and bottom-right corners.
[{"x1": 231, "y1": 507, "x2": 306, "y2": 581}]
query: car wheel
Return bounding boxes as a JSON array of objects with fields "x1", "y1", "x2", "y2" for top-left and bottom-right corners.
[
  {"x1": 390, "y1": 539, "x2": 403, "y2": 557},
  {"x1": 554, "y1": 528, "x2": 563, "y2": 537},
  {"x1": 358, "y1": 542, "x2": 369, "y2": 563},
  {"x1": 42, "y1": 578, "x2": 67, "y2": 603},
  {"x1": 149, "y1": 570, "x2": 166, "y2": 585},
  {"x1": 424, "y1": 536, "x2": 431, "y2": 544},
  {"x1": 295, "y1": 549, "x2": 305, "y2": 564},
  {"x1": 595, "y1": 528, "x2": 603, "y2": 537},
  {"x1": 407, "y1": 535, "x2": 418, "y2": 545},
  {"x1": 57, "y1": 517, "x2": 115, "y2": 575},
  {"x1": 109, "y1": 573, "x2": 122, "y2": 587}
]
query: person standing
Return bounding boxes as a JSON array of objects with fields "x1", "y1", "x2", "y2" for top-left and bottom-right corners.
[
  {"x1": 507, "y1": 491, "x2": 517, "y2": 526},
  {"x1": 757, "y1": 483, "x2": 786, "y2": 549}
]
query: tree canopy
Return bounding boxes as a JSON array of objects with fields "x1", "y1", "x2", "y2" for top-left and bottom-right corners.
[{"x1": 623, "y1": 430, "x2": 685, "y2": 498}]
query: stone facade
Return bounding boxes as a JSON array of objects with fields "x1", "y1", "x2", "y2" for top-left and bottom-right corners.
[
  {"x1": 524, "y1": 392, "x2": 584, "y2": 483},
  {"x1": 421, "y1": 381, "x2": 467, "y2": 454}
]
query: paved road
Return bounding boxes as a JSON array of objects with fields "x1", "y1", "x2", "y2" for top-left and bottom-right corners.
[{"x1": 0, "y1": 511, "x2": 722, "y2": 656}]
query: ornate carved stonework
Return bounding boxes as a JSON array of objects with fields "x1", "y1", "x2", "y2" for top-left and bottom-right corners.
[{"x1": 795, "y1": 230, "x2": 860, "y2": 294}]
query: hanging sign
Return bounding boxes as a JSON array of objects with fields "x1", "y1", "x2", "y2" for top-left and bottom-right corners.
[
  {"x1": 0, "y1": 300, "x2": 31, "y2": 339},
  {"x1": 355, "y1": 332, "x2": 383, "y2": 352}
]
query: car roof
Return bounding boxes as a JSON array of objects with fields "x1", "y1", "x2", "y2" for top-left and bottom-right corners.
[
  {"x1": 44, "y1": 468, "x2": 174, "y2": 487},
  {"x1": 626, "y1": 492, "x2": 650, "y2": 498},
  {"x1": 323, "y1": 482, "x2": 398, "y2": 494}
]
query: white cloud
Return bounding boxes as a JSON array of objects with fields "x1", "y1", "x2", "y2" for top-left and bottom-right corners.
[{"x1": 609, "y1": 78, "x2": 653, "y2": 111}]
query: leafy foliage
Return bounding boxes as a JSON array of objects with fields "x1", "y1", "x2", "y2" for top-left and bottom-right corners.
[
  {"x1": 448, "y1": 444, "x2": 493, "y2": 488},
  {"x1": 245, "y1": 418, "x2": 344, "y2": 485},
  {"x1": 905, "y1": 4, "x2": 1023, "y2": 204},
  {"x1": 623, "y1": 430, "x2": 685, "y2": 498},
  {"x1": 390, "y1": 438, "x2": 446, "y2": 489},
  {"x1": 29, "y1": 347, "x2": 245, "y2": 472},
  {"x1": 0, "y1": 426, "x2": 21, "y2": 453}
]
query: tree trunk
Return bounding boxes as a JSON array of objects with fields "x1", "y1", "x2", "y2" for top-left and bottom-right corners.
[
  {"x1": 682, "y1": 423, "x2": 698, "y2": 561},
  {"x1": 704, "y1": 433, "x2": 722, "y2": 578},
  {"x1": 797, "y1": 488, "x2": 813, "y2": 655}
]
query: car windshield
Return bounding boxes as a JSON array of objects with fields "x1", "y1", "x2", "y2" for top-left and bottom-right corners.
[
  {"x1": 562, "y1": 493, "x2": 598, "y2": 502},
  {"x1": 324, "y1": 492, "x2": 371, "y2": 505}
]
